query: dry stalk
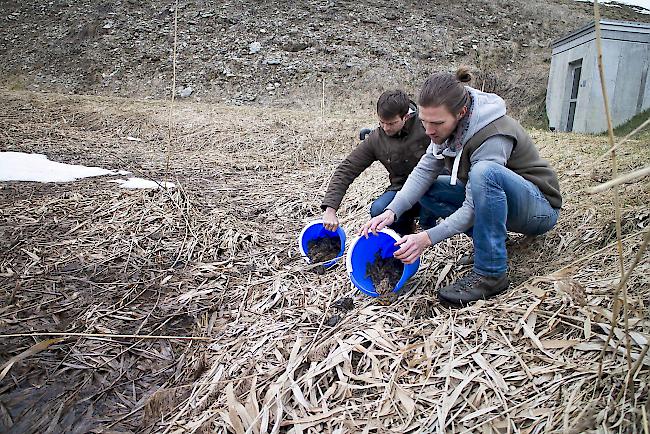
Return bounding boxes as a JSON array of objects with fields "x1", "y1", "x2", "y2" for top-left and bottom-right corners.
[
  {"x1": 598, "y1": 227, "x2": 650, "y2": 372},
  {"x1": 587, "y1": 165, "x2": 650, "y2": 194},
  {"x1": 318, "y1": 77, "x2": 326, "y2": 164},
  {"x1": 0, "y1": 332, "x2": 212, "y2": 341},
  {"x1": 165, "y1": 0, "x2": 179, "y2": 178},
  {"x1": 596, "y1": 116, "x2": 650, "y2": 162},
  {"x1": 593, "y1": 0, "x2": 632, "y2": 378}
]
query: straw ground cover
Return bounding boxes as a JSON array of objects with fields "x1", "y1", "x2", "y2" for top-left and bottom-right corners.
[{"x1": 0, "y1": 89, "x2": 648, "y2": 433}]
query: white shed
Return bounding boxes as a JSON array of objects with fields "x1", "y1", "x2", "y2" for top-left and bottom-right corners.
[{"x1": 546, "y1": 20, "x2": 650, "y2": 133}]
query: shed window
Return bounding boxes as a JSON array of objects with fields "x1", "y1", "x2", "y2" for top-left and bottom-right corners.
[
  {"x1": 566, "y1": 59, "x2": 583, "y2": 132},
  {"x1": 570, "y1": 66, "x2": 582, "y2": 100}
]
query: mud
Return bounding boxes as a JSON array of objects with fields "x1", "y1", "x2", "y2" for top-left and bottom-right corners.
[
  {"x1": 325, "y1": 314, "x2": 341, "y2": 327},
  {"x1": 332, "y1": 297, "x2": 354, "y2": 311},
  {"x1": 307, "y1": 236, "x2": 341, "y2": 263},
  {"x1": 365, "y1": 251, "x2": 403, "y2": 296}
]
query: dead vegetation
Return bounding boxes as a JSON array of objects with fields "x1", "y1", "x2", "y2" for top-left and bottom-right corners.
[{"x1": 0, "y1": 90, "x2": 648, "y2": 433}]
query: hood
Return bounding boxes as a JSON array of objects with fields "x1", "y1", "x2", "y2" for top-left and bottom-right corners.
[
  {"x1": 462, "y1": 86, "x2": 507, "y2": 145},
  {"x1": 438, "y1": 86, "x2": 507, "y2": 186}
]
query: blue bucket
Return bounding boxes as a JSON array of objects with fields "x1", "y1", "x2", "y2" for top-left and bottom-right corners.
[
  {"x1": 346, "y1": 228, "x2": 420, "y2": 297},
  {"x1": 298, "y1": 220, "x2": 346, "y2": 268}
]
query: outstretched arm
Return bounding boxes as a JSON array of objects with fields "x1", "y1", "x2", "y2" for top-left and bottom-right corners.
[{"x1": 321, "y1": 135, "x2": 377, "y2": 212}]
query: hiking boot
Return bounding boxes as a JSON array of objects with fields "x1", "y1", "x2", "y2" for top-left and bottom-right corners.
[
  {"x1": 438, "y1": 271, "x2": 509, "y2": 305},
  {"x1": 457, "y1": 253, "x2": 474, "y2": 266}
]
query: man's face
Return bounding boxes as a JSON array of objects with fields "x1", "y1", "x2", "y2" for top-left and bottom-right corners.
[
  {"x1": 379, "y1": 114, "x2": 407, "y2": 137},
  {"x1": 419, "y1": 105, "x2": 466, "y2": 145}
]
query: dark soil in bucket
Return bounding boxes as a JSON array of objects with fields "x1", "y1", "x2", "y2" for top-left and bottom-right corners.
[
  {"x1": 307, "y1": 236, "x2": 341, "y2": 263},
  {"x1": 365, "y1": 251, "x2": 404, "y2": 295},
  {"x1": 307, "y1": 236, "x2": 340, "y2": 274}
]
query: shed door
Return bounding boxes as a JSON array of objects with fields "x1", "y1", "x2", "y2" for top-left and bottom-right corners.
[{"x1": 566, "y1": 60, "x2": 582, "y2": 132}]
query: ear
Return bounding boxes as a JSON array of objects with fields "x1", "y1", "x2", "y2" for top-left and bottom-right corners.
[{"x1": 457, "y1": 106, "x2": 468, "y2": 120}]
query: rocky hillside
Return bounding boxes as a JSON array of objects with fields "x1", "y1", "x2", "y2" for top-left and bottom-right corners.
[{"x1": 0, "y1": 0, "x2": 646, "y2": 123}]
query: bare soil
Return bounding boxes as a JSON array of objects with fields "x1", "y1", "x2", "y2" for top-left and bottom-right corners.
[{"x1": 0, "y1": 1, "x2": 648, "y2": 124}]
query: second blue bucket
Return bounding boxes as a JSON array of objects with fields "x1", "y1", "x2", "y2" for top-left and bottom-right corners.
[
  {"x1": 298, "y1": 220, "x2": 346, "y2": 269},
  {"x1": 346, "y1": 228, "x2": 420, "y2": 297}
]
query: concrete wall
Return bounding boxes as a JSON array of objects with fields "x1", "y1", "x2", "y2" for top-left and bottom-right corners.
[
  {"x1": 611, "y1": 42, "x2": 650, "y2": 120},
  {"x1": 547, "y1": 22, "x2": 650, "y2": 134},
  {"x1": 547, "y1": 39, "x2": 596, "y2": 132}
]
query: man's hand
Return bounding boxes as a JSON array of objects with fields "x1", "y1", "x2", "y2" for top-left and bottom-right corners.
[
  {"x1": 360, "y1": 210, "x2": 395, "y2": 238},
  {"x1": 393, "y1": 232, "x2": 432, "y2": 264},
  {"x1": 322, "y1": 207, "x2": 339, "y2": 232}
]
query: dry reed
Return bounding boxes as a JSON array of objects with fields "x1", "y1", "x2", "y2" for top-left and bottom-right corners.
[{"x1": 0, "y1": 89, "x2": 648, "y2": 433}]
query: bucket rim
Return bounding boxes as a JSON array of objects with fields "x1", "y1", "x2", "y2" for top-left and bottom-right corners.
[
  {"x1": 345, "y1": 227, "x2": 402, "y2": 276},
  {"x1": 298, "y1": 219, "x2": 346, "y2": 266},
  {"x1": 346, "y1": 227, "x2": 420, "y2": 297},
  {"x1": 298, "y1": 219, "x2": 324, "y2": 258}
]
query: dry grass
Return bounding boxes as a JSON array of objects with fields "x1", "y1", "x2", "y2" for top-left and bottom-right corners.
[{"x1": 0, "y1": 90, "x2": 648, "y2": 433}]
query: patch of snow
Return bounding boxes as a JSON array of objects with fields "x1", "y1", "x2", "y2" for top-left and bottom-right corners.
[
  {"x1": 108, "y1": 177, "x2": 175, "y2": 189},
  {"x1": 0, "y1": 151, "x2": 117, "y2": 182},
  {"x1": 573, "y1": 0, "x2": 650, "y2": 14}
]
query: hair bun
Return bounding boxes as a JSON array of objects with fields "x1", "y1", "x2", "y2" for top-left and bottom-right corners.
[{"x1": 455, "y1": 66, "x2": 472, "y2": 83}]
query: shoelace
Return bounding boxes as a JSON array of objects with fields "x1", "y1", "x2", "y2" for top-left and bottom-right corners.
[{"x1": 456, "y1": 273, "x2": 481, "y2": 291}]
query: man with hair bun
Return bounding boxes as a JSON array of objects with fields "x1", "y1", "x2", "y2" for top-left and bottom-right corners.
[
  {"x1": 321, "y1": 89, "x2": 434, "y2": 236},
  {"x1": 361, "y1": 67, "x2": 562, "y2": 305}
]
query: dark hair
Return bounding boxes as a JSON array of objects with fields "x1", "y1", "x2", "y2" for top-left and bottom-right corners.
[
  {"x1": 377, "y1": 90, "x2": 410, "y2": 119},
  {"x1": 418, "y1": 66, "x2": 473, "y2": 115}
]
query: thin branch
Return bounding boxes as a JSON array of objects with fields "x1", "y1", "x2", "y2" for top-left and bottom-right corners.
[
  {"x1": 587, "y1": 165, "x2": 650, "y2": 193},
  {"x1": 615, "y1": 342, "x2": 650, "y2": 403},
  {"x1": 596, "y1": 116, "x2": 650, "y2": 162},
  {"x1": 0, "y1": 332, "x2": 212, "y2": 341},
  {"x1": 597, "y1": 226, "x2": 650, "y2": 378},
  {"x1": 165, "y1": 0, "x2": 179, "y2": 177}
]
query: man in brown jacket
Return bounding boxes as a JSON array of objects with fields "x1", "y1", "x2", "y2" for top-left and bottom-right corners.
[{"x1": 321, "y1": 90, "x2": 434, "y2": 235}]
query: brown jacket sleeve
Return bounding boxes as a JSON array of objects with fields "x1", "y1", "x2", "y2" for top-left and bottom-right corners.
[{"x1": 320, "y1": 133, "x2": 378, "y2": 211}]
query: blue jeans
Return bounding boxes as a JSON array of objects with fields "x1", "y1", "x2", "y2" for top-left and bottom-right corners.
[
  {"x1": 471, "y1": 161, "x2": 559, "y2": 276},
  {"x1": 370, "y1": 191, "x2": 430, "y2": 235},
  {"x1": 419, "y1": 175, "x2": 466, "y2": 229},
  {"x1": 419, "y1": 166, "x2": 559, "y2": 277}
]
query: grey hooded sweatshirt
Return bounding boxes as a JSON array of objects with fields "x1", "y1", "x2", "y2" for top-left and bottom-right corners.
[{"x1": 386, "y1": 87, "x2": 513, "y2": 245}]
